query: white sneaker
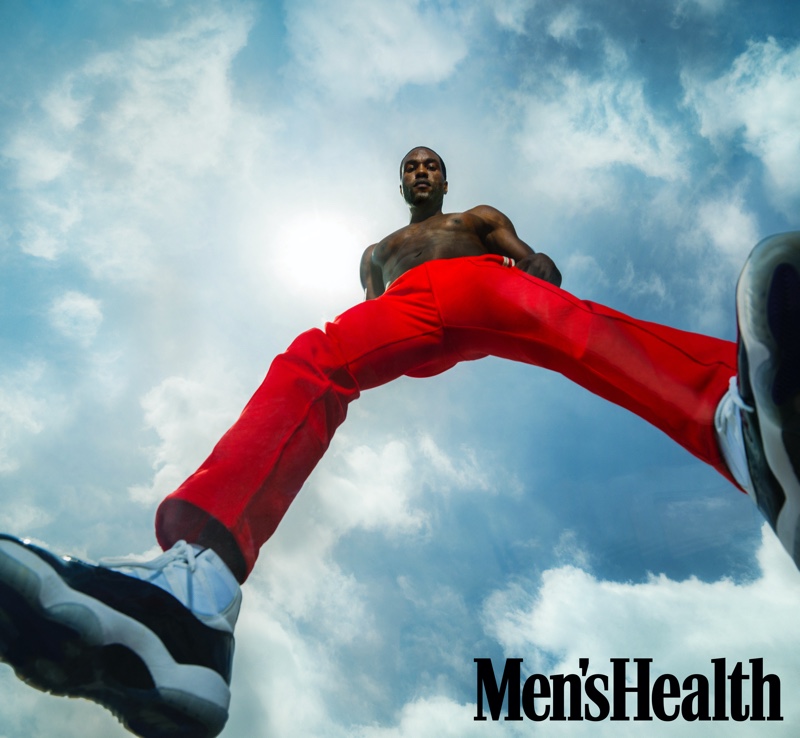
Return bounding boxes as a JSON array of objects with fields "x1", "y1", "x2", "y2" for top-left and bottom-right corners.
[
  {"x1": 730, "y1": 231, "x2": 800, "y2": 566},
  {"x1": 0, "y1": 536, "x2": 240, "y2": 738}
]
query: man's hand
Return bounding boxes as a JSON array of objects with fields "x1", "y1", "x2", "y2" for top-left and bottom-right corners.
[
  {"x1": 467, "y1": 206, "x2": 563, "y2": 288},
  {"x1": 515, "y1": 252, "x2": 562, "y2": 288}
]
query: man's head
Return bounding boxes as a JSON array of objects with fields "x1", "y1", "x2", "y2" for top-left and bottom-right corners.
[
  {"x1": 399, "y1": 146, "x2": 448, "y2": 210},
  {"x1": 399, "y1": 146, "x2": 447, "y2": 181}
]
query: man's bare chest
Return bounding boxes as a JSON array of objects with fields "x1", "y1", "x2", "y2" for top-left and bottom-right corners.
[{"x1": 373, "y1": 213, "x2": 483, "y2": 266}]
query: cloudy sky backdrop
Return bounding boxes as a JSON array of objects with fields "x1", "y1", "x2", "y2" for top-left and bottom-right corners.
[{"x1": 1, "y1": 0, "x2": 800, "y2": 736}]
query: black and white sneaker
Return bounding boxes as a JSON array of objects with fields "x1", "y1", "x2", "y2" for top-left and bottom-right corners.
[
  {"x1": 0, "y1": 536, "x2": 241, "y2": 737},
  {"x1": 716, "y1": 231, "x2": 800, "y2": 566}
]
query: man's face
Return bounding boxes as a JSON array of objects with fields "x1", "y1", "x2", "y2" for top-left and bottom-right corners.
[{"x1": 400, "y1": 148, "x2": 448, "y2": 207}]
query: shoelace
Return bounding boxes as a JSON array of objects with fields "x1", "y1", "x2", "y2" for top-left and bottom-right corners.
[
  {"x1": 727, "y1": 376, "x2": 754, "y2": 414},
  {"x1": 99, "y1": 540, "x2": 240, "y2": 630},
  {"x1": 714, "y1": 375, "x2": 755, "y2": 494},
  {"x1": 98, "y1": 539, "x2": 197, "y2": 573}
]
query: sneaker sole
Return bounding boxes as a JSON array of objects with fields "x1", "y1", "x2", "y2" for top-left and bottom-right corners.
[
  {"x1": 737, "y1": 232, "x2": 800, "y2": 560},
  {"x1": 0, "y1": 537, "x2": 230, "y2": 738}
]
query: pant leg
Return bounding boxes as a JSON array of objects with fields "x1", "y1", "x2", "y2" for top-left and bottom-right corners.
[
  {"x1": 156, "y1": 263, "x2": 458, "y2": 580},
  {"x1": 424, "y1": 255, "x2": 738, "y2": 477},
  {"x1": 156, "y1": 254, "x2": 738, "y2": 581}
]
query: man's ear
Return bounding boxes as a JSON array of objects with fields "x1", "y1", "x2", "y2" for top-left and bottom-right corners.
[{"x1": 444, "y1": 181, "x2": 449, "y2": 194}]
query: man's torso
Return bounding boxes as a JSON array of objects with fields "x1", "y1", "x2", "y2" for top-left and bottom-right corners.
[{"x1": 371, "y1": 209, "x2": 491, "y2": 287}]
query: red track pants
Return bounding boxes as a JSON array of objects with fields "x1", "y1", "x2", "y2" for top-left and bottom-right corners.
[{"x1": 155, "y1": 255, "x2": 738, "y2": 581}]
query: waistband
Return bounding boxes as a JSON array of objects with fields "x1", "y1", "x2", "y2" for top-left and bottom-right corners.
[{"x1": 384, "y1": 253, "x2": 516, "y2": 292}]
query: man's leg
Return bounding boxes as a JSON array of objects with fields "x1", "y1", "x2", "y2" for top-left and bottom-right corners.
[
  {"x1": 156, "y1": 262, "x2": 463, "y2": 581},
  {"x1": 421, "y1": 238, "x2": 800, "y2": 565},
  {"x1": 424, "y1": 254, "x2": 739, "y2": 481},
  {"x1": 159, "y1": 252, "x2": 743, "y2": 588},
  {"x1": 0, "y1": 261, "x2": 457, "y2": 737},
  {"x1": 3, "y1": 236, "x2": 799, "y2": 737}
]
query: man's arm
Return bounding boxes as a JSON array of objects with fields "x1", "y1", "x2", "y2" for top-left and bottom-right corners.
[
  {"x1": 470, "y1": 205, "x2": 562, "y2": 287},
  {"x1": 360, "y1": 244, "x2": 385, "y2": 300}
]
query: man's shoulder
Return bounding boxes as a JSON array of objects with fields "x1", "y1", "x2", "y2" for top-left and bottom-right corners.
[
  {"x1": 462, "y1": 204, "x2": 513, "y2": 229},
  {"x1": 463, "y1": 204, "x2": 501, "y2": 215}
]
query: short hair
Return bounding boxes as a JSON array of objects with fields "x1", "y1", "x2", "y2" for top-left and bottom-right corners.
[{"x1": 400, "y1": 147, "x2": 446, "y2": 181}]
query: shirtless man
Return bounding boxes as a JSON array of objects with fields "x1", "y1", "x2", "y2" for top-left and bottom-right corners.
[
  {"x1": 1, "y1": 146, "x2": 799, "y2": 738},
  {"x1": 362, "y1": 147, "x2": 560, "y2": 298}
]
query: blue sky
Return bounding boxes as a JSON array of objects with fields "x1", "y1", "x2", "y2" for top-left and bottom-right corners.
[{"x1": 1, "y1": 0, "x2": 800, "y2": 735}]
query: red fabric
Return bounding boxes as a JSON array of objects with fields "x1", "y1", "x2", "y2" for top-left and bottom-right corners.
[{"x1": 156, "y1": 254, "x2": 738, "y2": 579}]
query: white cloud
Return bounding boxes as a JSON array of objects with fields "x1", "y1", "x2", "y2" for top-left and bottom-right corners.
[
  {"x1": 75, "y1": 7, "x2": 253, "y2": 182},
  {"x1": 316, "y1": 438, "x2": 429, "y2": 535},
  {"x1": 547, "y1": 5, "x2": 590, "y2": 45},
  {"x1": 49, "y1": 291, "x2": 103, "y2": 346},
  {"x1": 418, "y1": 433, "x2": 493, "y2": 492},
  {"x1": 683, "y1": 38, "x2": 800, "y2": 213},
  {"x1": 18, "y1": 196, "x2": 81, "y2": 260},
  {"x1": 0, "y1": 502, "x2": 55, "y2": 533},
  {"x1": 244, "y1": 525, "x2": 800, "y2": 738},
  {"x1": 257, "y1": 525, "x2": 373, "y2": 645},
  {"x1": 481, "y1": 524, "x2": 800, "y2": 732},
  {"x1": 687, "y1": 0, "x2": 726, "y2": 12},
  {"x1": 514, "y1": 51, "x2": 685, "y2": 209},
  {"x1": 128, "y1": 368, "x2": 246, "y2": 505},
  {"x1": 223, "y1": 428, "x2": 526, "y2": 736},
  {"x1": 672, "y1": 0, "x2": 727, "y2": 27},
  {"x1": 229, "y1": 586, "x2": 346, "y2": 738},
  {"x1": 492, "y1": 0, "x2": 538, "y2": 34},
  {"x1": 313, "y1": 432, "x2": 510, "y2": 539},
  {"x1": 0, "y1": 668, "x2": 129, "y2": 737},
  {"x1": 696, "y1": 191, "x2": 760, "y2": 268},
  {"x1": 6, "y1": 137, "x2": 73, "y2": 188},
  {"x1": 222, "y1": 435, "x2": 475, "y2": 736},
  {"x1": 0, "y1": 363, "x2": 49, "y2": 473},
  {"x1": 41, "y1": 79, "x2": 89, "y2": 131},
  {"x1": 284, "y1": 0, "x2": 469, "y2": 100},
  {"x1": 553, "y1": 529, "x2": 591, "y2": 569},
  {"x1": 79, "y1": 225, "x2": 157, "y2": 283},
  {"x1": 617, "y1": 260, "x2": 670, "y2": 305},
  {"x1": 355, "y1": 695, "x2": 511, "y2": 737},
  {"x1": 19, "y1": 222, "x2": 64, "y2": 260},
  {"x1": 562, "y1": 253, "x2": 611, "y2": 294},
  {"x1": 6, "y1": 3, "x2": 259, "y2": 281}
]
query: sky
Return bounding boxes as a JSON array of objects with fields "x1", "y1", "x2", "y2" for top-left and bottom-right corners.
[{"x1": 1, "y1": 0, "x2": 799, "y2": 736}]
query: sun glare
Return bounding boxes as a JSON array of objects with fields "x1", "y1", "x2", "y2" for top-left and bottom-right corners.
[{"x1": 272, "y1": 212, "x2": 365, "y2": 301}]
